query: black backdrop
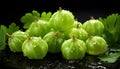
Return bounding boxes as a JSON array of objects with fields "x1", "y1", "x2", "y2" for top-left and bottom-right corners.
[
  {"x1": 0, "y1": 0, "x2": 119, "y2": 27},
  {"x1": 0, "y1": 1, "x2": 120, "y2": 69}
]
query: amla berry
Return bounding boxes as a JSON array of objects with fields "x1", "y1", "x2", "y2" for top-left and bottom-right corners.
[
  {"x1": 43, "y1": 31, "x2": 64, "y2": 53},
  {"x1": 73, "y1": 20, "x2": 83, "y2": 28},
  {"x1": 83, "y1": 19, "x2": 104, "y2": 36},
  {"x1": 49, "y1": 7, "x2": 74, "y2": 34},
  {"x1": 86, "y1": 36, "x2": 108, "y2": 55},
  {"x1": 61, "y1": 36, "x2": 86, "y2": 60},
  {"x1": 8, "y1": 30, "x2": 28, "y2": 52},
  {"x1": 26, "y1": 20, "x2": 50, "y2": 37},
  {"x1": 22, "y1": 37, "x2": 48, "y2": 59},
  {"x1": 69, "y1": 22, "x2": 88, "y2": 41}
]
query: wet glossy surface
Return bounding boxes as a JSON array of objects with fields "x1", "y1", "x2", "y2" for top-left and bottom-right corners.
[
  {"x1": 0, "y1": 1, "x2": 120, "y2": 69},
  {"x1": 1, "y1": 47, "x2": 120, "y2": 69}
]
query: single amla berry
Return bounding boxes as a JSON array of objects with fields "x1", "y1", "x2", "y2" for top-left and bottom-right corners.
[
  {"x1": 43, "y1": 31, "x2": 64, "y2": 53},
  {"x1": 22, "y1": 37, "x2": 48, "y2": 59},
  {"x1": 26, "y1": 20, "x2": 50, "y2": 37},
  {"x1": 49, "y1": 7, "x2": 74, "y2": 34},
  {"x1": 61, "y1": 36, "x2": 86, "y2": 60},
  {"x1": 83, "y1": 19, "x2": 104, "y2": 36},
  {"x1": 8, "y1": 30, "x2": 28, "y2": 52},
  {"x1": 65, "y1": 20, "x2": 83, "y2": 39},
  {"x1": 86, "y1": 36, "x2": 108, "y2": 55},
  {"x1": 69, "y1": 22, "x2": 88, "y2": 41},
  {"x1": 73, "y1": 20, "x2": 83, "y2": 28}
]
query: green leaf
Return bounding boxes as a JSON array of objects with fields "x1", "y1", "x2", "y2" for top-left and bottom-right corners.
[
  {"x1": 20, "y1": 13, "x2": 35, "y2": 29},
  {"x1": 40, "y1": 12, "x2": 52, "y2": 21},
  {"x1": 20, "y1": 10, "x2": 40, "y2": 29},
  {"x1": 109, "y1": 44, "x2": 120, "y2": 52},
  {"x1": 0, "y1": 23, "x2": 19, "y2": 50},
  {"x1": 99, "y1": 13, "x2": 120, "y2": 43},
  {"x1": 98, "y1": 14, "x2": 120, "y2": 63},
  {"x1": 115, "y1": 15, "x2": 120, "y2": 31},
  {"x1": 32, "y1": 10, "x2": 40, "y2": 17},
  {"x1": 115, "y1": 15, "x2": 120, "y2": 41},
  {"x1": 99, "y1": 14, "x2": 118, "y2": 33},
  {"x1": 0, "y1": 25, "x2": 7, "y2": 33},
  {"x1": 0, "y1": 26, "x2": 6, "y2": 50},
  {"x1": 98, "y1": 52, "x2": 120, "y2": 63},
  {"x1": 20, "y1": 10, "x2": 52, "y2": 29},
  {"x1": 7, "y1": 23, "x2": 19, "y2": 35}
]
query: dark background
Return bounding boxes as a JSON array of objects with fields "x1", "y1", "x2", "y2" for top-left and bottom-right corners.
[
  {"x1": 0, "y1": 0, "x2": 119, "y2": 27},
  {"x1": 0, "y1": 0, "x2": 120, "y2": 69}
]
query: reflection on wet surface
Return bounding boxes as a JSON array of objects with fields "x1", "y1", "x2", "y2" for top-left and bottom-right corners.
[{"x1": 0, "y1": 49, "x2": 120, "y2": 69}]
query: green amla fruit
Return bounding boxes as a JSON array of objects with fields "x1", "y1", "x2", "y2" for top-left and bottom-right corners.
[
  {"x1": 69, "y1": 22, "x2": 88, "y2": 41},
  {"x1": 22, "y1": 37, "x2": 48, "y2": 59},
  {"x1": 83, "y1": 19, "x2": 104, "y2": 36},
  {"x1": 86, "y1": 36, "x2": 108, "y2": 55},
  {"x1": 49, "y1": 8, "x2": 74, "y2": 34},
  {"x1": 8, "y1": 30, "x2": 28, "y2": 52},
  {"x1": 43, "y1": 31, "x2": 64, "y2": 53},
  {"x1": 73, "y1": 20, "x2": 83, "y2": 28},
  {"x1": 61, "y1": 36, "x2": 86, "y2": 60},
  {"x1": 26, "y1": 20, "x2": 50, "y2": 37},
  {"x1": 65, "y1": 20, "x2": 83, "y2": 39}
]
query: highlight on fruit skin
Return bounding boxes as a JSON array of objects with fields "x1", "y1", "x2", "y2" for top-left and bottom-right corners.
[
  {"x1": 22, "y1": 36, "x2": 48, "y2": 59},
  {"x1": 25, "y1": 20, "x2": 50, "y2": 37},
  {"x1": 49, "y1": 7, "x2": 75, "y2": 34},
  {"x1": 61, "y1": 36, "x2": 86, "y2": 60},
  {"x1": 43, "y1": 31, "x2": 65, "y2": 53},
  {"x1": 86, "y1": 36, "x2": 108, "y2": 55},
  {"x1": 73, "y1": 20, "x2": 83, "y2": 28},
  {"x1": 69, "y1": 24, "x2": 88, "y2": 41},
  {"x1": 7, "y1": 30, "x2": 29, "y2": 52},
  {"x1": 83, "y1": 19, "x2": 104, "y2": 36}
]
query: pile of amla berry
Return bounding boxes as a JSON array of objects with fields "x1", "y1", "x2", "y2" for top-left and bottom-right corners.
[{"x1": 7, "y1": 8, "x2": 108, "y2": 60}]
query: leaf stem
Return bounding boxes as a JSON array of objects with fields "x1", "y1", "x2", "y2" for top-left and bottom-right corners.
[{"x1": 6, "y1": 33, "x2": 12, "y2": 38}]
